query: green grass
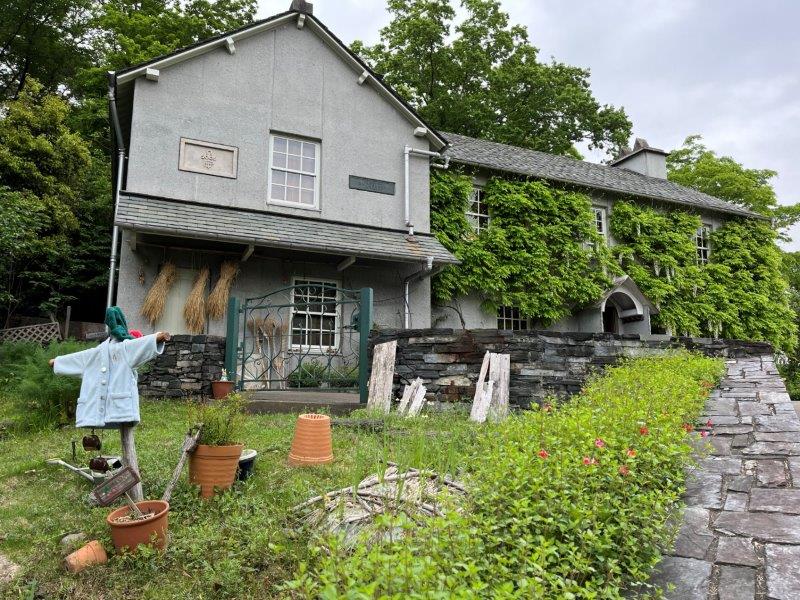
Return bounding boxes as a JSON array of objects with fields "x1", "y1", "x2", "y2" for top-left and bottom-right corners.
[{"x1": 0, "y1": 400, "x2": 476, "y2": 599}]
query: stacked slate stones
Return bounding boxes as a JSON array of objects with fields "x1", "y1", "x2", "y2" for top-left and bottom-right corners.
[
  {"x1": 650, "y1": 355, "x2": 800, "y2": 600},
  {"x1": 138, "y1": 334, "x2": 225, "y2": 398}
]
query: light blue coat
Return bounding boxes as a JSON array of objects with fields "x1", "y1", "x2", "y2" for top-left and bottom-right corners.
[{"x1": 54, "y1": 334, "x2": 164, "y2": 428}]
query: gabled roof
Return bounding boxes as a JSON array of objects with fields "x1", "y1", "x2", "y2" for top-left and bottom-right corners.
[
  {"x1": 110, "y1": 8, "x2": 447, "y2": 151},
  {"x1": 115, "y1": 193, "x2": 459, "y2": 265},
  {"x1": 443, "y1": 132, "x2": 763, "y2": 219}
]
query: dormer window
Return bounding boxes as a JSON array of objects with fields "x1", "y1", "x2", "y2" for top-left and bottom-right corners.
[
  {"x1": 466, "y1": 187, "x2": 490, "y2": 233},
  {"x1": 268, "y1": 134, "x2": 319, "y2": 209},
  {"x1": 696, "y1": 224, "x2": 711, "y2": 265}
]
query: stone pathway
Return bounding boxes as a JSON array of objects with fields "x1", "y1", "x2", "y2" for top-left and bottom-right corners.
[{"x1": 650, "y1": 355, "x2": 800, "y2": 599}]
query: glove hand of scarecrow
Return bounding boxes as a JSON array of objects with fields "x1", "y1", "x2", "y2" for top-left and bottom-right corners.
[{"x1": 156, "y1": 331, "x2": 171, "y2": 343}]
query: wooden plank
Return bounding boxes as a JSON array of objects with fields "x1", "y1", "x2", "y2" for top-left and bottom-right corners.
[
  {"x1": 406, "y1": 383, "x2": 427, "y2": 417},
  {"x1": 120, "y1": 426, "x2": 143, "y2": 502},
  {"x1": 90, "y1": 466, "x2": 141, "y2": 506},
  {"x1": 366, "y1": 340, "x2": 397, "y2": 413},
  {"x1": 161, "y1": 426, "x2": 202, "y2": 503},
  {"x1": 471, "y1": 380, "x2": 494, "y2": 424},
  {"x1": 487, "y1": 353, "x2": 511, "y2": 422},
  {"x1": 397, "y1": 378, "x2": 421, "y2": 415},
  {"x1": 469, "y1": 351, "x2": 491, "y2": 421}
]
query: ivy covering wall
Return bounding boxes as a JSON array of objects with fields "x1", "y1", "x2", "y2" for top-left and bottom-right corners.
[
  {"x1": 431, "y1": 171, "x2": 797, "y2": 351},
  {"x1": 431, "y1": 171, "x2": 617, "y2": 324}
]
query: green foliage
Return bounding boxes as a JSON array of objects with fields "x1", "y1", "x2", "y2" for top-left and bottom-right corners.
[
  {"x1": 353, "y1": 0, "x2": 631, "y2": 157},
  {"x1": 288, "y1": 352, "x2": 724, "y2": 597},
  {"x1": 0, "y1": 340, "x2": 94, "y2": 430},
  {"x1": 778, "y1": 251, "x2": 800, "y2": 398},
  {"x1": 668, "y1": 135, "x2": 800, "y2": 232},
  {"x1": 431, "y1": 171, "x2": 618, "y2": 324},
  {"x1": 610, "y1": 201, "x2": 796, "y2": 350},
  {"x1": 189, "y1": 393, "x2": 247, "y2": 446},
  {"x1": 287, "y1": 361, "x2": 359, "y2": 388}
]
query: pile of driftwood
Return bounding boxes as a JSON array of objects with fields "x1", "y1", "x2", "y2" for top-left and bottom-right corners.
[{"x1": 293, "y1": 464, "x2": 466, "y2": 547}]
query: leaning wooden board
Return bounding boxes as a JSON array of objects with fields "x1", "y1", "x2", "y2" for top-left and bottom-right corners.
[{"x1": 90, "y1": 466, "x2": 141, "y2": 507}]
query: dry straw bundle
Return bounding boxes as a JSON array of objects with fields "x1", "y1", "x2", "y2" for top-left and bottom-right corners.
[
  {"x1": 141, "y1": 261, "x2": 177, "y2": 325},
  {"x1": 183, "y1": 266, "x2": 210, "y2": 333},
  {"x1": 207, "y1": 261, "x2": 240, "y2": 320}
]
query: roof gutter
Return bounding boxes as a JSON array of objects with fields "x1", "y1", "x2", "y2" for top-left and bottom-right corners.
[{"x1": 106, "y1": 72, "x2": 126, "y2": 309}]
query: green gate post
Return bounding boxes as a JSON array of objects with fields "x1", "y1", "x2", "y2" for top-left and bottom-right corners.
[
  {"x1": 358, "y1": 287, "x2": 373, "y2": 404},
  {"x1": 224, "y1": 296, "x2": 240, "y2": 388}
]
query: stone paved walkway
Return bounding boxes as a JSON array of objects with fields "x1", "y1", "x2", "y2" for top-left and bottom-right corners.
[{"x1": 650, "y1": 355, "x2": 800, "y2": 600}]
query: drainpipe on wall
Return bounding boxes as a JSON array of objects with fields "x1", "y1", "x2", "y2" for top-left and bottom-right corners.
[
  {"x1": 106, "y1": 72, "x2": 126, "y2": 309},
  {"x1": 403, "y1": 145, "x2": 449, "y2": 235},
  {"x1": 403, "y1": 256, "x2": 446, "y2": 329}
]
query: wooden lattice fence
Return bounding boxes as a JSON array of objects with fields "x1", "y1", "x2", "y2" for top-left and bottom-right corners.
[{"x1": 0, "y1": 322, "x2": 62, "y2": 344}]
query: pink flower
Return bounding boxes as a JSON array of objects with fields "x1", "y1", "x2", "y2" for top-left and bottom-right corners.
[
  {"x1": 538, "y1": 449, "x2": 549, "y2": 459},
  {"x1": 594, "y1": 438, "x2": 606, "y2": 448},
  {"x1": 619, "y1": 465, "x2": 630, "y2": 476},
  {"x1": 582, "y1": 456, "x2": 598, "y2": 466},
  {"x1": 639, "y1": 426, "x2": 649, "y2": 436},
  {"x1": 626, "y1": 448, "x2": 637, "y2": 458},
  {"x1": 700, "y1": 430, "x2": 709, "y2": 438},
  {"x1": 706, "y1": 419, "x2": 713, "y2": 428}
]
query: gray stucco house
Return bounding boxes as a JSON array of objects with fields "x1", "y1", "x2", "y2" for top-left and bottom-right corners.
[{"x1": 108, "y1": 0, "x2": 761, "y2": 377}]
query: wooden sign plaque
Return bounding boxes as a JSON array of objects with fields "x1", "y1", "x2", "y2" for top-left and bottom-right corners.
[{"x1": 90, "y1": 466, "x2": 141, "y2": 507}]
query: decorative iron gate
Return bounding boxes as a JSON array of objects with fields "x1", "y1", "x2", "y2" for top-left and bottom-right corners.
[{"x1": 225, "y1": 285, "x2": 372, "y2": 402}]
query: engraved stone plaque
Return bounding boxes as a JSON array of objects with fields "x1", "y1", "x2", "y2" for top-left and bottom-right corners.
[
  {"x1": 179, "y1": 138, "x2": 238, "y2": 179},
  {"x1": 349, "y1": 175, "x2": 396, "y2": 196}
]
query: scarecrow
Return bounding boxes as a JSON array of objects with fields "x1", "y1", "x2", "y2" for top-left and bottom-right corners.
[{"x1": 49, "y1": 307, "x2": 170, "y2": 428}]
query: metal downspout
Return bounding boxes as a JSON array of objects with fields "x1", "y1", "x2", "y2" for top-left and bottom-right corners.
[
  {"x1": 106, "y1": 73, "x2": 126, "y2": 308},
  {"x1": 403, "y1": 145, "x2": 449, "y2": 235},
  {"x1": 403, "y1": 256, "x2": 447, "y2": 329}
]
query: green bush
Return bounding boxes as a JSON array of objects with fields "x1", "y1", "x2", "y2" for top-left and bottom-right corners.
[
  {"x1": 285, "y1": 351, "x2": 723, "y2": 598},
  {"x1": 287, "y1": 361, "x2": 358, "y2": 388},
  {"x1": 189, "y1": 393, "x2": 247, "y2": 446},
  {"x1": 1, "y1": 340, "x2": 94, "y2": 430}
]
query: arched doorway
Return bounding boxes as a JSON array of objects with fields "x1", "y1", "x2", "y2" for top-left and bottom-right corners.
[
  {"x1": 601, "y1": 290, "x2": 642, "y2": 335},
  {"x1": 602, "y1": 303, "x2": 619, "y2": 333}
]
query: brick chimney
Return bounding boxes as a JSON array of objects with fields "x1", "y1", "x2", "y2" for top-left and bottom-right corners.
[
  {"x1": 290, "y1": 0, "x2": 313, "y2": 14},
  {"x1": 610, "y1": 138, "x2": 669, "y2": 179}
]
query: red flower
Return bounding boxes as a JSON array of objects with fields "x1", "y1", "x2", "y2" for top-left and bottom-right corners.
[
  {"x1": 582, "y1": 456, "x2": 598, "y2": 466},
  {"x1": 639, "y1": 426, "x2": 649, "y2": 436},
  {"x1": 626, "y1": 448, "x2": 637, "y2": 458},
  {"x1": 619, "y1": 465, "x2": 630, "y2": 476},
  {"x1": 700, "y1": 430, "x2": 709, "y2": 438},
  {"x1": 538, "y1": 449, "x2": 549, "y2": 459},
  {"x1": 683, "y1": 423, "x2": 694, "y2": 433},
  {"x1": 594, "y1": 438, "x2": 606, "y2": 448},
  {"x1": 706, "y1": 419, "x2": 713, "y2": 428}
]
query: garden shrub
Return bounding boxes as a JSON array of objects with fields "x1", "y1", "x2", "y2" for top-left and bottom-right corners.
[
  {"x1": 189, "y1": 393, "x2": 247, "y2": 446},
  {"x1": 1, "y1": 339, "x2": 94, "y2": 430},
  {"x1": 285, "y1": 352, "x2": 723, "y2": 598}
]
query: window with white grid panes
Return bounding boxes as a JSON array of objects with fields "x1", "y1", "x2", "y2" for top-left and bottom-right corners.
[
  {"x1": 466, "y1": 187, "x2": 490, "y2": 233},
  {"x1": 291, "y1": 279, "x2": 339, "y2": 351},
  {"x1": 268, "y1": 135, "x2": 319, "y2": 209},
  {"x1": 497, "y1": 306, "x2": 527, "y2": 330},
  {"x1": 696, "y1": 224, "x2": 711, "y2": 265},
  {"x1": 593, "y1": 206, "x2": 607, "y2": 240}
]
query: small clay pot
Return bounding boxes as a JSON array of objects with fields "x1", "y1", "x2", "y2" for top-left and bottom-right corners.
[
  {"x1": 106, "y1": 500, "x2": 169, "y2": 552},
  {"x1": 288, "y1": 413, "x2": 333, "y2": 467},
  {"x1": 64, "y1": 540, "x2": 107, "y2": 573},
  {"x1": 211, "y1": 380, "x2": 235, "y2": 399},
  {"x1": 189, "y1": 444, "x2": 244, "y2": 498}
]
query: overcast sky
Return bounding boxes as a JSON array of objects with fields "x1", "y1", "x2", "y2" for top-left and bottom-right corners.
[{"x1": 258, "y1": 1, "x2": 800, "y2": 248}]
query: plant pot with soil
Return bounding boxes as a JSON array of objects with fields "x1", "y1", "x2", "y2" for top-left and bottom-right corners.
[
  {"x1": 106, "y1": 500, "x2": 169, "y2": 552},
  {"x1": 188, "y1": 394, "x2": 246, "y2": 498},
  {"x1": 211, "y1": 371, "x2": 235, "y2": 399}
]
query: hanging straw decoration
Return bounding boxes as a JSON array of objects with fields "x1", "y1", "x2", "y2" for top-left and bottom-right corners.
[
  {"x1": 141, "y1": 261, "x2": 177, "y2": 325},
  {"x1": 183, "y1": 266, "x2": 210, "y2": 334},
  {"x1": 207, "y1": 261, "x2": 240, "y2": 320}
]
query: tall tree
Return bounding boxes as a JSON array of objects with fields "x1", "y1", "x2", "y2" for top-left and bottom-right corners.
[
  {"x1": 668, "y1": 135, "x2": 800, "y2": 233},
  {"x1": 353, "y1": 0, "x2": 632, "y2": 157}
]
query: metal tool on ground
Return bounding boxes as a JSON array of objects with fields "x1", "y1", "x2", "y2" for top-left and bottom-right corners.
[{"x1": 161, "y1": 425, "x2": 202, "y2": 503}]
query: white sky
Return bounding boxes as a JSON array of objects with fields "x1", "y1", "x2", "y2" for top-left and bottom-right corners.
[{"x1": 257, "y1": 1, "x2": 800, "y2": 249}]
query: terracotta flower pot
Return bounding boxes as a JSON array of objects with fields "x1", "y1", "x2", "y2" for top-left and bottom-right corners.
[
  {"x1": 189, "y1": 443, "x2": 244, "y2": 498},
  {"x1": 288, "y1": 413, "x2": 333, "y2": 466},
  {"x1": 106, "y1": 500, "x2": 169, "y2": 552},
  {"x1": 211, "y1": 380, "x2": 236, "y2": 399},
  {"x1": 64, "y1": 540, "x2": 107, "y2": 573}
]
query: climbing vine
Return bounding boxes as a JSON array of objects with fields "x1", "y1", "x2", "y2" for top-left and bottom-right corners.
[
  {"x1": 610, "y1": 201, "x2": 796, "y2": 350},
  {"x1": 431, "y1": 171, "x2": 617, "y2": 325}
]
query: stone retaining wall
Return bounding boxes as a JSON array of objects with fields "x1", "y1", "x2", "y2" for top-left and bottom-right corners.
[
  {"x1": 369, "y1": 329, "x2": 773, "y2": 408},
  {"x1": 138, "y1": 334, "x2": 225, "y2": 398}
]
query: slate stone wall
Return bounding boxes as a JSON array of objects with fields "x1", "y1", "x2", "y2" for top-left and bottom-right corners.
[
  {"x1": 138, "y1": 334, "x2": 225, "y2": 398},
  {"x1": 369, "y1": 329, "x2": 773, "y2": 409}
]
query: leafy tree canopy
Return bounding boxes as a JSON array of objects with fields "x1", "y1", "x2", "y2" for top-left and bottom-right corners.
[
  {"x1": 668, "y1": 135, "x2": 800, "y2": 233},
  {"x1": 353, "y1": 0, "x2": 632, "y2": 158}
]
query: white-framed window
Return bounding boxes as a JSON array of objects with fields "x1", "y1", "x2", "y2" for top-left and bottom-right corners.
[
  {"x1": 497, "y1": 306, "x2": 528, "y2": 331},
  {"x1": 268, "y1": 134, "x2": 320, "y2": 209},
  {"x1": 696, "y1": 224, "x2": 711, "y2": 265},
  {"x1": 593, "y1": 206, "x2": 607, "y2": 239},
  {"x1": 291, "y1": 278, "x2": 340, "y2": 351},
  {"x1": 466, "y1": 187, "x2": 490, "y2": 233}
]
